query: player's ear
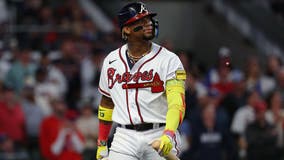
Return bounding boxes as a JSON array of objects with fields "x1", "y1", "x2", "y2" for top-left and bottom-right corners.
[
  {"x1": 122, "y1": 26, "x2": 130, "y2": 41},
  {"x1": 123, "y1": 26, "x2": 131, "y2": 34}
]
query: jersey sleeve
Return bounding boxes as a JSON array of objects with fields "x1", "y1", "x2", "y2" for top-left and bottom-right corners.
[
  {"x1": 166, "y1": 55, "x2": 186, "y2": 81},
  {"x1": 98, "y1": 57, "x2": 111, "y2": 97}
]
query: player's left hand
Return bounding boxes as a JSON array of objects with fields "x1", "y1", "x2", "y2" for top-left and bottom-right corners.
[{"x1": 158, "y1": 134, "x2": 173, "y2": 156}]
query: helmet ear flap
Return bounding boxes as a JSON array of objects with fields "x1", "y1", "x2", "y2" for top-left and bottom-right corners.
[{"x1": 151, "y1": 18, "x2": 159, "y2": 38}]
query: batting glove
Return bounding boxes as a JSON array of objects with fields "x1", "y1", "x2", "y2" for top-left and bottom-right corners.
[
  {"x1": 158, "y1": 133, "x2": 173, "y2": 156},
  {"x1": 96, "y1": 140, "x2": 108, "y2": 160}
]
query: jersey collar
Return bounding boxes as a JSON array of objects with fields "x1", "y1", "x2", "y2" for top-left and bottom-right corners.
[{"x1": 120, "y1": 42, "x2": 161, "y2": 72}]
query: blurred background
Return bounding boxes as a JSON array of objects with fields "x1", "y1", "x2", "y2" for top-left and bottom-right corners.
[{"x1": 0, "y1": 0, "x2": 284, "y2": 160}]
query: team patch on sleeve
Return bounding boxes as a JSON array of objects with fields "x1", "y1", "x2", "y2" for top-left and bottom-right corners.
[{"x1": 175, "y1": 70, "x2": 186, "y2": 80}]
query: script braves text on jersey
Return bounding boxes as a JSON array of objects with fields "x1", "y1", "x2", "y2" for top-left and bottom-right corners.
[{"x1": 99, "y1": 43, "x2": 185, "y2": 125}]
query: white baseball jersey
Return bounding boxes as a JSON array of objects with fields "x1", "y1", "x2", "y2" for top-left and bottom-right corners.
[{"x1": 99, "y1": 42, "x2": 184, "y2": 125}]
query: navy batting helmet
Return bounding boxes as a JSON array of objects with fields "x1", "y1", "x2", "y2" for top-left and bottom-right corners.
[{"x1": 118, "y1": 2, "x2": 159, "y2": 38}]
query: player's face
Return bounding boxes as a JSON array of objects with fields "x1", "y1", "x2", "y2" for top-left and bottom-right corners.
[{"x1": 130, "y1": 16, "x2": 154, "y2": 40}]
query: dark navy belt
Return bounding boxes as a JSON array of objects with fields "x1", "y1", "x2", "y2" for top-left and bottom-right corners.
[{"x1": 118, "y1": 123, "x2": 165, "y2": 131}]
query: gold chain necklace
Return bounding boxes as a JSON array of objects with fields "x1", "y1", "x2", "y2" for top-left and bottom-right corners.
[{"x1": 127, "y1": 49, "x2": 150, "y2": 62}]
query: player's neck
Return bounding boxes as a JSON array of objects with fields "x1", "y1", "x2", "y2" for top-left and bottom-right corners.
[{"x1": 127, "y1": 41, "x2": 152, "y2": 57}]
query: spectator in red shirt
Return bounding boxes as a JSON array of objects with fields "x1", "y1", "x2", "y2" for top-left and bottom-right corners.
[
  {"x1": 39, "y1": 98, "x2": 84, "y2": 160},
  {"x1": 0, "y1": 84, "x2": 25, "y2": 146},
  {"x1": 206, "y1": 47, "x2": 243, "y2": 105},
  {"x1": 209, "y1": 48, "x2": 235, "y2": 92}
]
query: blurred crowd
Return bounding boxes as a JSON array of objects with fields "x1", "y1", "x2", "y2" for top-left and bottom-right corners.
[
  {"x1": 178, "y1": 47, "x2": 284, "y2": 160},
  {"x1": 0, "y1": 0, "x2": 122, "y2": 160},
  {"x1": 0, "y1": 0, "x2": 284, "y2": 160}
]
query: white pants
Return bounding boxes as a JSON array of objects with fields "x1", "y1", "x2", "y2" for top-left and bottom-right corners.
[{"x1": 108, "y1": 126, "x2": 181, "y2": 160}]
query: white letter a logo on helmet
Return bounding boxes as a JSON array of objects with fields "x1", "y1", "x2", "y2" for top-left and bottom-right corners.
[{"x1": 140, "y1": 4, "x2": 148, "y2": 13}]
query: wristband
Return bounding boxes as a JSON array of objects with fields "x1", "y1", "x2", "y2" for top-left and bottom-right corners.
[
  {"x1": 163, "y1": 130, "x2": 175, "y2": 138},
  {"x1": 98, "y1": 105, "x2": 113, "y2": 122}
]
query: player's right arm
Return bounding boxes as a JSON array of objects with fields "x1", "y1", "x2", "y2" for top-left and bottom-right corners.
[{"x1": 96, "y1": 95, "x2": 114, "y2": 160}]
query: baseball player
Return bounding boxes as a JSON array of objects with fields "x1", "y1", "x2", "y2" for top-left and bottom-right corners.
[{"x1": 96, "y1": 2, "x2": 186, "y2": 160}]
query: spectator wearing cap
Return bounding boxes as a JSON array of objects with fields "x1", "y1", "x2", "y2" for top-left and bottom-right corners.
[
  {"x1": 245, "y1": 101, "x2": 280, "y2": 160},
  {"x1": 75, "y1": 99, "x2": 99, "y2": 160},
  {"x1": 4, "y1": 48, "x2": 37, "y2": 94},
  {"x1": 0, "y1": 84, "x2": 26, "y2": 146},
  {"x1": 205, "y1": 46, "x2": 243, "y2": 104},
  {"x1": 39, "y1": 98, "x2": 84, "y2": 160}
]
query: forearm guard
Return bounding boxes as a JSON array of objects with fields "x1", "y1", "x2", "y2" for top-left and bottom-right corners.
[{"x1": 165, "y1": 79, "x2": 186, "y2": 133}]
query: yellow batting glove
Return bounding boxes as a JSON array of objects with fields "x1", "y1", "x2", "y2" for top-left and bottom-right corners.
[
  {"x1": 158, "y1": 134, "x2": 173, "y2": 156},
  {"x1": 96, "y1": 140, "x2": 108, "y2": 160}
]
